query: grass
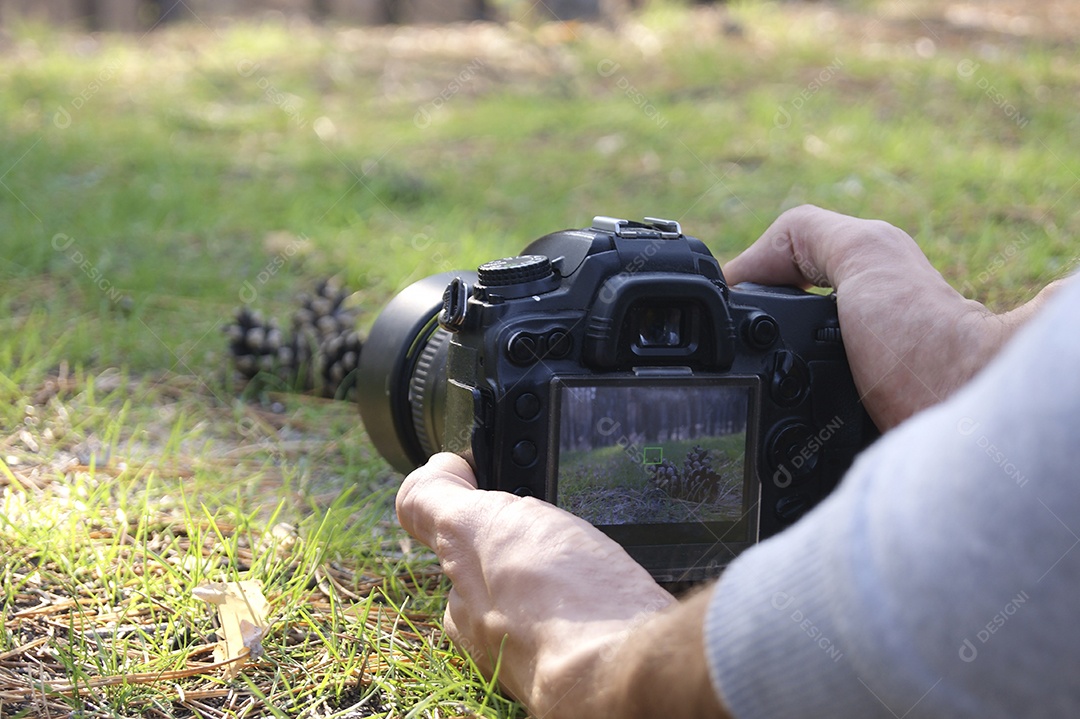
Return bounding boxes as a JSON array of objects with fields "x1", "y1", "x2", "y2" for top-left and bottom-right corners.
[{"x1": 0, "y1": 0, "x2": 1077, "y2": 715}]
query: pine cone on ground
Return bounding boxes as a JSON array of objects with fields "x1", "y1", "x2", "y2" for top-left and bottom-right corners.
[
  {"x1": 224, "y1": 307, "x2": 291, "y2": 382},
  {"x1": 225, "y1": 279, "x2": 363, "y2": 399},
  {"x1": 291, "y1": 279, "x2": 358, "y2": 342},
  {"x1": 320, "y1": 329, "x2": 362, "y2": 397},
  {"x1": 290, "y1": 279, "x2": 363, "y2": 397}
]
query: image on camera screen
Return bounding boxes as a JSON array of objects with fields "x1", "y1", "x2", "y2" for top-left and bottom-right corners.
[{"x1": 554, "y1": 380, "x2": 752, "y2": 531}]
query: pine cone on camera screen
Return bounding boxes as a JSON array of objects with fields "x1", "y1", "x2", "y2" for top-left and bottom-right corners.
[
  {"x1": 646, "y1": 446, "x2": 723, "y2": 503},
  {"x1": 681, "y1": 445, "x2": 723, "y2": 503},
  {"x1": 648, "y1": 458, "x2": 680, "y2": 494}
]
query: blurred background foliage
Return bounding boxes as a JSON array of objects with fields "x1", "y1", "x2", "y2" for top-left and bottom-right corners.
[{"x1": 1, "y1": 0, "x2": 1076, "y2": 380}]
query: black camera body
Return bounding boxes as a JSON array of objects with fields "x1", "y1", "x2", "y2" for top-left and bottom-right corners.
[{"x1": 358, "y1": 217, "x2": 876, "y2": 581}]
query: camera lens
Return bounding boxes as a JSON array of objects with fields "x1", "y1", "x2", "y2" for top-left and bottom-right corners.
[{"x1": 356, "y1": 272, "x2": 470, "y2": 473}]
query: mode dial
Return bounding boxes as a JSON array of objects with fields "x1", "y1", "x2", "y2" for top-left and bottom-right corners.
[{"x1": 478, "y1": 255, "x2": 552, "y2": 287}]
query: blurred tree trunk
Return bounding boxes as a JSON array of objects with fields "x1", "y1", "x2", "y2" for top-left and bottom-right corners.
[{"x1": 387, "y1": 0, "x2": 489, "y2": 23}]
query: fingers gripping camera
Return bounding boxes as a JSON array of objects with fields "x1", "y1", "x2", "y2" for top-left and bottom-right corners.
[{"x1": 358, "y1": 217, "x2": 877, "y2": 581}]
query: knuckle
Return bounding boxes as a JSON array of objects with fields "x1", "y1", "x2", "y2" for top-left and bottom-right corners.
[
  {"x1": 394, "y1": 475, "x2": 420, "y2": 521},
  {"x1": 395, "y1": 469, "x2": 448, "y2": 536},
  {"x1": 862, "y1": 218, "x2": 905, "y2": 241},
  {"x1": 779, "y1": 203, "x2": 823, "y2": 226}
]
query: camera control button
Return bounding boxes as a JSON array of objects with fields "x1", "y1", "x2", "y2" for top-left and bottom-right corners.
[
  {"x1": 744, "y1": 313, "x2": 779, "y2": 349},
  {"x1": 511, "y1": 440, "x2": 538, "y2": 467},
  {"x1": 775, "y1": 494, "x2": 811, "y2": 523},
  {"x1": 768, "y1": 422, "x2": 819, "y2": 479},
  {"x1": 479, "y1": 255, "x2": 552, "y2": 287},
  {"x1": 514, "y1": 392, "x2": 542, "y2": 421},
  {"x1": 815, "y1": 326, "x2": 842, "y2": 343},
  {"x1": 779, "y1": 375, "x2": 800, "y2": 398},
  {"x1": 508, "y1": 332, "x2": 539, "y2": 365},
  {"x1": 771, "y1": 351, "x2": 809, "y2": 406},
  {"x1": 546, "y1": 329, "x2": 573, "y2": 359}
]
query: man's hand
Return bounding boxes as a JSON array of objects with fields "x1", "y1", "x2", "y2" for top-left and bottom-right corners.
[
  {"x1": 396, "y1": 453, "x2": 728, "y2": 719},
  {"x1": 394, "y1": 208, "x2": 1066, "y2": 718},
  {"x1": 724, "y1": 205, "x2": 1062, "y2": 430}
]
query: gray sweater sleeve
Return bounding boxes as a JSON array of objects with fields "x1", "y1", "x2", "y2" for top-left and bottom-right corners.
[{"x1": 705, "y1": 276, "x2": 1080, "y2": 719}]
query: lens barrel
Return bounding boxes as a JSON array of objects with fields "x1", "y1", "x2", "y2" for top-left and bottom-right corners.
[{"x1": 356, "y1": 272, "x2": 468, "y2": 473}]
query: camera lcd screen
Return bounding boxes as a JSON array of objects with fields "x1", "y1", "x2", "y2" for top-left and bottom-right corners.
[{"x1": 551, "y1": 378, "x2": 757, "y2": 547}]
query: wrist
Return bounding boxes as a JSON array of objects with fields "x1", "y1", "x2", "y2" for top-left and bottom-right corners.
[
  {"x1": 952, "y1": 299, "x2": 1010, "y2": 391},
  {"x1": 606, "y1": 589, "x2": 731, "y2": 719},
  {"x1": 993, "y1": 277, "x2": 1070, "y2": 349},
  {"x1": 526, "y1": 634, "x2": 612, "y2": 719},
  {"x1": 532, "y1": 590, "x2": 731, "y2": 719},
  {"x1": 948, "y1": 278, "x2": 1068, "y2": 398}
]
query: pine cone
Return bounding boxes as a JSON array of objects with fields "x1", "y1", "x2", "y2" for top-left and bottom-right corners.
[
  {"x1": 648, "y1": 458, "x2": 680, "y2": 493},
  {"x1": 293, "y1": 279, "x2": 362, "y2": 397},
  {"x1": 681, "y1": 446, "x2": 721, "y2": 503},
  {"x1": 224, "y1": 307, "x2": 293, "y2": 382},
  {"x1": 292, "y1": 279, "x2": 359, "y2": 340},
  {"x1": 678, "y1": 444, "x2": 721, "y2": 500},
  {"x1": 319, "y1": 329, "x2": 363, "y2": 399},
  {"x1": 646, "y1": 446, "x2": 724, "y2": 503},
  {"x1": 226, "y1": 279, "x2": 364, "y2": 399}
]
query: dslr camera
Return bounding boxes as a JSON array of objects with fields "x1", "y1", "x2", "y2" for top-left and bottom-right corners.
[{"x1": 358, "y1": 216, "x2": 876, "y2": 581}]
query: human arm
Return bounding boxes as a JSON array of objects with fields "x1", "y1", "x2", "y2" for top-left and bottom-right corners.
[
  {"x1": 723, "y1": 205, "x2": 1065, "y2": 429},
  {"x1": 398, "y1": 276, "x2": 1080, "y2": 719},
  {"x1": 704, "y1": 266, "x2": 1080, "y2": 719},
  {"x1": 395, "y1": 453, "x2": 730, "y2": 719},
  {"x1": 394, "y1": 207, "x2": 1072, "y2": 719}
]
